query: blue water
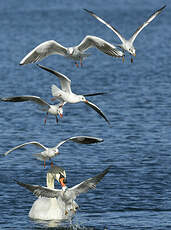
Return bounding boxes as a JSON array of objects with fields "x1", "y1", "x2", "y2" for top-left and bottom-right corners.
[{"x1": 0, "y1": 0, "x2": 170, "y2": 229}]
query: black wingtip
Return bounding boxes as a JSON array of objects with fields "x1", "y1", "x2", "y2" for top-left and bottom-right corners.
[
  {"x1": 157, "y1": 5, "x2": 166, "y2": 13},
  {"x1": 84, "y1": 8, "x2": 94, "y2": 14},
  {"x1": 83, "y1": 92, "x2": 107, "y2": 97}
]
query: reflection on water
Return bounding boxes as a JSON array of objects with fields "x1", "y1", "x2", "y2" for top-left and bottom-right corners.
[{"x1": 33, "y1": 218, "x2": 97, "y2": 229}]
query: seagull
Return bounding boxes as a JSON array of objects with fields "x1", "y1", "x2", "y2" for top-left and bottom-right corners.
[
  {"x1": 0, "y1": 95, "x2": 64, "y2": 124},
  {"x1": 37, "y1": 64, "x2": 110, "y2": 125},
  {"x1": 19, "y1": 35, "x2": 124, "y2": 67},
  {"x1": 2, "y1": 136, "x2": 103, "y2": 168},
  {"x1": 15, "y1": 165, "x2": 110, "y2": 220},
  {"x1": 84, "y1": 6, "x2": 166, "y2": 63}
]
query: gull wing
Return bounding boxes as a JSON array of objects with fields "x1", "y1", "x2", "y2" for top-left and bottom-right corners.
[
  {"x1": 56, "y1": 136, "x2": 104, "y2": 148},
  {"x1": 0, "y1": 95, "x2": 50, "y2": 109},
  {"x1": 129, "y1": 5, "x2": 166, "y2": 44},
  {"x1": 2, "y1": 141, "x2": 47, "y2": 156},
  {"x1": 77, "y1": 35, "x2": 124, "y2": 57},
  {"x1": 20, "y1": 40, "x2": 68, "y2": 65},
  {"x1": 84, "y1": 100, "x2": 110, "y2": 125},
  {"x1": 15, "y1": 180, "x2": 61, "y2": 198},
  {"x1": 84, "y1": 9, "x2": 126, "y2": 44},
  {"x1": 68, "y1": 166, "x2": 111, "y2": 199},
  {"x1": 83, "y1": 92, "x2": 107, "y2": 97},
  {"x1": 38, "y1": 64, "x2": 72, "y2": 94}
]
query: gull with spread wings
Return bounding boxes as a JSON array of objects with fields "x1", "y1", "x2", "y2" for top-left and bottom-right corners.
[
  {"x1": 15, "y1": 165, "x2": 110, "y2": 220},
  {"x1": 84, "y1": 6, "x2": 166, "y2": 63},
  {"x1": 2, "y1": 136, "x2": 103, "y2": 168},
  {"x1": 0, "y1": 95, "x2": 64, "y2": 124},
  {"x1": 37, "y1": 64, "x2": 110, "y2": 125},
  {"x1": 20, "y1": 35, "x2": 124, "y2": 67}
]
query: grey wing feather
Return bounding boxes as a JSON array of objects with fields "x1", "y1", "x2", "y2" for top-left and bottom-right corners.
[
  {"x1": 3, "y1": 141, "x2": 47, "y2": 156},
  {"x1": 37, "y1": 64, "x2": 71, "y2": 93},
  {"x1": 15, "y1": 180, "x2": 61, "y2": 198},
  {"x1": 69, "y1": 166, "x2": 111, "y2": 199},
  {"x1": 130, "y1": 5, "x2": 166, "y2": 44},
  {"x1": 0, "y1": 95, "x2": 50, "y2": 109},
  {"x1": 84, "y1": 9, "x2": 125, "y2": 43},
  {"x1": 56, "y1": 136, "x2": 103, "y2": 148},
  {"x1": 77, "y1": 35, "x2": 123, "y2": 57},
  {"x1": 20, "y1": 40, "x2": 68, "y2": 65},
  {"x1": 85, "y1": 100, "x2": 110, "y2": 125},
  {"x1": 67, "y1": 136, "x2": 104, "y2": 144}
]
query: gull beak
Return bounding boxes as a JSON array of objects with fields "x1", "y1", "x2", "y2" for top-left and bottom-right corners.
[
  {"x1": 59, "y1": 113, "x2": 63, "y2": 118},
  {"x1": 85, "y1": 99, "x2": 88, "y2": 103},
  {"x1": 133, "y1": 53, "x2": 136, "y2": 57}
]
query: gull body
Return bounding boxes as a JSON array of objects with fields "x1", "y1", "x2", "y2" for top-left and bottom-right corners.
[
  {"x1": 20, "y1": 35, "x2": 124, "y2": 67},
  {"x1": 84, "y1": 6, "x2": 166, "y2": 62},
  {"x1": 2, "y1": 136, "x2": 103, "y2": 167},
  {"x1": 38, "y1": 64, "x2": 110, "y2": 125},
  {"x1": 0, "y1": 95, "x2": 63, "y2": 124},
  {"x1": 15, "y1": 165, "x2": 110, "y2": 221}
]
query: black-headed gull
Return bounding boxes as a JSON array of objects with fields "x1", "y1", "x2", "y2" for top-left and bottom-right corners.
[
  {"x1": 84, "y1": 6, "x2": 166, "y2": 63},
  {"x1": 0, "y1": 95, "x2": 64, "y2": 124},
  {"x1": 20, "y1": 35, "x2": 124, "y2": 67},
  {"x1": 2, "y1": 136, "x2": 103, "y2": 168},
  {"x1": 38, "y1": 64, "x2": 110, "y2": 125},
  {"x1": 15, "y1": 165, "x2": 110, "y2": 220}
]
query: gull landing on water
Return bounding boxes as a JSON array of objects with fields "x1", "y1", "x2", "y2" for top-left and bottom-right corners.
[
  {"x1": 37, "y1": 64, "x2": 110, "y2": 125},
  {"x1": 19, "y1": 35, "x2": 124, "y2": 68},
  {"x1": 15, "y1": 165, "x2": 110, "y2": 220},
  {"x1": 0, "y1": 95, "x2": 64, "y2": 124},
  {"x1": 84, "y1": 6, "x2": 166, "y2": 63},
  {"x1": 2, "y1": 136, "x2": 103, "y2": 168}
]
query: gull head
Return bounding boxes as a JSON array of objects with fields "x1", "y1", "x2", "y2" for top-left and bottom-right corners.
[
  {"x1": 128, "y1": 47, "x2": 136, "y2": 57},
  {"x1": 78, "y1": 95, "x2": 87, "y2": 102},
  {"x1": 68, "y1": 47, "x2": 74, "y2": 56}
]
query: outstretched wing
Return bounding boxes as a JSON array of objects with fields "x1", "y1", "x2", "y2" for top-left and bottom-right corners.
[
  {"x1": 56, "y1": 136, "x2": 104, "y2": 148},
  {"x1": 2, "y1": 141, "x2": 47, "y2": 156},
  {"x1": 20, "y1": 40, "x2": 68, "y2": 65},
  {"x1": 84, "y1": 9, "x2": 125, "y2": 43},
  {"x1": 69, "y1": 166, "x2": 111, "y2": 199},
  {"x1": 84, "y1": 100, "x2": 110, "y2": 125},
  {"x1": 129, "y1": 5, "x2": 166, "y2": 44},
  {"x1": 0, "y1": 95, "x2": 50, "y2": 110},
  {"x1": 15, "y1": 180, "x2": 61, "y2": 198},
  {"x1": 77, "y1": 35, "x2": 124, "y2": 57},
  {"x1": 38, "y1": 64, "x2": 72, "y2": 94}
]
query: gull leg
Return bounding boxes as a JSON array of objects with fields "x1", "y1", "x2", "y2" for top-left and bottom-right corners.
[
  {"x1": 75, "y1": 62, "x2": 79, "y2": 68},
  {"x1": 122, "y1": 56, "x2": 125, "y2": 63},
  {"x1": 44, "y1": 112, "x2": 48, "y2": 125},
  {"x1": 44, "y1": 160, "x2": 46, "y2": 168},
  {"x1": 50, "y1": 161, "x2": 53, "y2": 168},
  {"x1": 80, "y1": 59, "x2": 83, "y2": 67},
  {"x1": 131, "y1": 57, "x2": 133, "y2": 63},
  {"x1": 56, "y1": 115, "x2": 58, "y2": 124}
]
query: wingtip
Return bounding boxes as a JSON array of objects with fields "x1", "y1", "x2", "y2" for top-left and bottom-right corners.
[
  {"x1": 158, "y1": 5, "x2": 166, "y2": 12},
  {"x1": 84, "y1": 8, "x2": 94, "y2": 14}
]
